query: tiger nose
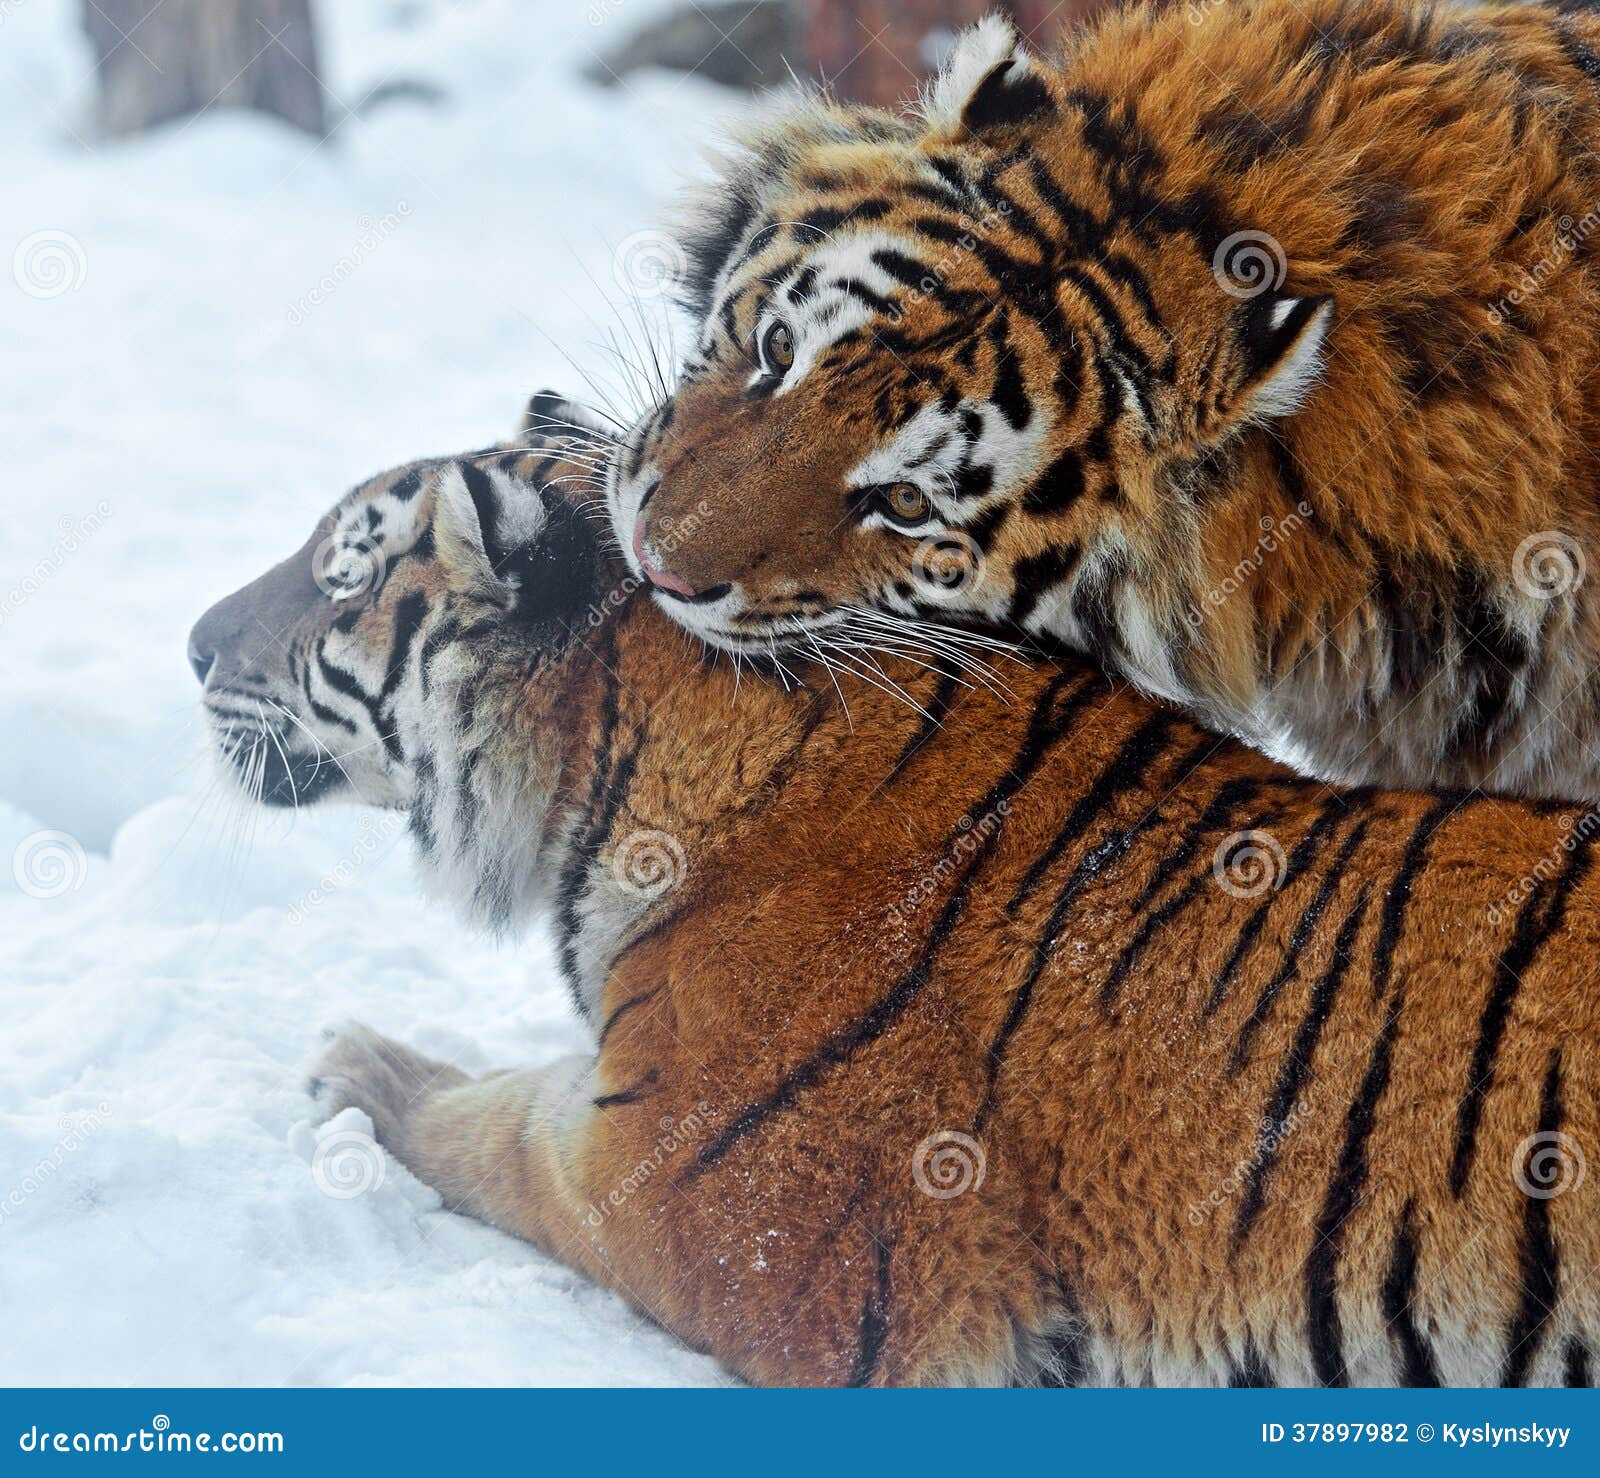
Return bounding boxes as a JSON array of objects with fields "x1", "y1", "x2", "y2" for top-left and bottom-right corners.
[
  {"x1": 631, "y1": 514, "x2": 700, "y2": 600},
  {"x1": 187, "y1": 634, "x2": 216, "y2": 686}
]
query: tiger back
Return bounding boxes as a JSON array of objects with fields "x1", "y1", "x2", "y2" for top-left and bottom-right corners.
[{"x1": 196, "y1": 433, "x2": 1600, "y2": 1385}]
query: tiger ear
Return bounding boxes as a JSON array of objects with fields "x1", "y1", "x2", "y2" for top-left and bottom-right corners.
[
  {"x1": 518, "y1": 389, "x2": 605, "y2": 443},
  {"x1": 922, "y1": 15, "x2": 1055, "y2": 141},
  {"x1": 1234, "y1": 293, "x2": 1335, "y2": 423},
  {"x1": 436, "y1": 463, "x2": 596, "y2": 625}
]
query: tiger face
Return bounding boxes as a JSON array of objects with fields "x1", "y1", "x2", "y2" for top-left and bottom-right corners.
[
  {"x1": 188, "y1": 434, "x2": 601, "y2": 926},
  {"x1": 607, "y1": 15, "x2": 1331, "y2": 663}
]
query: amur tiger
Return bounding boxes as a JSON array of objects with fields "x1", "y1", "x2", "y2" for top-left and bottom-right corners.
[
  {"x1": 606, "y1": 0, "x2": 1600, "y2": 802},
  {"x1": 188, "y1": 424, "x2": 1599, "y2": 1386}
]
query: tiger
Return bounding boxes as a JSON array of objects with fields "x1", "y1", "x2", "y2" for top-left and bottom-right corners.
[
  {"x1": 604, "y1": 0, "x2": 1600, "y2": 804},
  {"x1": 190, "y1": 420, "x2": 1599, "y2": 1386}
]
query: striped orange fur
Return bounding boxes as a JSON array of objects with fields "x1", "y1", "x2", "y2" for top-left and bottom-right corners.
[
  {"x1": 192, "y1": 432, "x2": 1600, "y2": 1385},
  {"x1": 607, "y1": 0, "x2": 1600, "y2": 801}
]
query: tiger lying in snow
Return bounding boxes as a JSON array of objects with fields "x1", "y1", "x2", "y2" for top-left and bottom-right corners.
[{"x1": 188, "y1": 427, "x2": 1599, "y2": 1386}]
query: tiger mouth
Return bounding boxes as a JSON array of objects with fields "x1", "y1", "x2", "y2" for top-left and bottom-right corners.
[
  {"x1": 208, "y1": 715, "x2": 349, "y2": 809},
  {"x1": 661, "y1": 604, "x2": 851, "y2": 654}
]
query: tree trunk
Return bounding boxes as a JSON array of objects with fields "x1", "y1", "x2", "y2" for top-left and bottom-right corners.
[{"x1": 81, "y1": 0, "x2": 326, "y2": 138}]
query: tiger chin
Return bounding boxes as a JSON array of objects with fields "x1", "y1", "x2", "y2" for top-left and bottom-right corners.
[
  {"x1": 192, "y1": 417, "x2": 1599, "y2": 1387},
  {"x1": 607, "y1": 0, "x2": 1600, "y2": 804}
]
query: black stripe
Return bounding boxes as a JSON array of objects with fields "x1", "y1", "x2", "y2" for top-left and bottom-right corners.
[
  {"x1": 1305, "y1": 942, "x2": 1414, "y2": 1388},
  {"x1": 314, "y1": 648, "x2": 400, "y2": 761},
  {"x1": 979, "y1": 725, "x2": 1175, "y2": 1125},
  {"x1": 888, "y1": 659, "x2": 963, "y2": 780},
  {"x1": 1370, "y1": 794, "x2": 1465, "y2": 1000},
  {"x1": 1450, "y1": 828, "x2": 1596, "y2": 1196},
  {"x1": 597, "y1": 985, "x2": 663, "y2": 1046},
  {"x1": 1563, "y1": 1338, "x2": 1591, "y2": 1388},
  {"x1": 553, "y1": 633, "x2": 630, "y2": 1017},
  {"x1": 1227, "y1": 1337, "x2": 1275, "y2": 1388},
  {"x1": 1007, "y1": 712, "x2": 1176, "y2": 914},
  {"x1": 1006, "y1": 541, "x2": 1083, "y2": 626},
  {"x1": 1502, "y1": 1050, "x2": 1565, "y2": 1386},
  {"x1": 1098, "y1": 875, "x2": 1204, "y2": 1011},
  {"x1": 682, "y1": 673, "x2": 1104, "y2": 1182},
  {"x1": 1037, "y1": 1284, "x2": 1094, "y2": 1386},
  {"x1": 1204, "y1": 795, "x2": 1353, "y2": 1016},
  {"x1": 1232, "y1": 883, "x2": 1371, "y2": 1254},
  {"x1": 848, "y1": 1232, "x2": 894, "y2": 1387},
  {"x1": 1227, "y1": 819, "x2": 1372, "y2": 1067},
  {"x1": 378, "y1": 590, "x2": 428, "y2": 701},
  {"x1": 1132, "y1": 775, "x2": 1261, "y2": 912},
  {"x1": 1381, "y1": 1201, "x2": 1440, "y2": 1386}
]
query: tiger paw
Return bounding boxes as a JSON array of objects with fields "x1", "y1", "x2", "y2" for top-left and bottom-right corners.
[{"x1": 308, "y1": 1021, "x2": 469, "y2": 1152}]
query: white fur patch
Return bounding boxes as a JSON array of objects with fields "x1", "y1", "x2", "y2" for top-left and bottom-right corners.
[{"x1": 1248, "y1": 300, "x2": 1333, "y2": 421}]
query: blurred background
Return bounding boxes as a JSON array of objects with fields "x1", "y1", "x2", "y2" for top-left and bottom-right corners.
[{"x1": 0, "y1": 0, "x2": 1112, "y2": 1386}]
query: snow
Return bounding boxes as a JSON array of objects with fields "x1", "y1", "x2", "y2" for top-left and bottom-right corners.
[{"x1": 0, "y1": 0, "x2": 744, "y2": 1386}]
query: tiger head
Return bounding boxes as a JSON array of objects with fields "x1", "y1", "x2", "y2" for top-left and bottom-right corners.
[
  {"x1": 188, "y1": 417, "x2": 606, "y2": 927},
  {"x1": 607, "y1": 13, "x2": 1333, "y2": 657}
]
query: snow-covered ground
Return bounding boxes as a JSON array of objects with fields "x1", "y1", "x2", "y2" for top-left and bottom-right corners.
[{"x1": 0, "y1": 0, "x2": 744, "y2": 1385}]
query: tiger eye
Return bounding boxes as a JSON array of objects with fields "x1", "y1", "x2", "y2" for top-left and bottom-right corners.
[
  {"x1": 763, "y1": 321, "x2": 795, "y2": 370},
  {"x1": 886, "y1": 483, "x2": 930, "y2": 522}
]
